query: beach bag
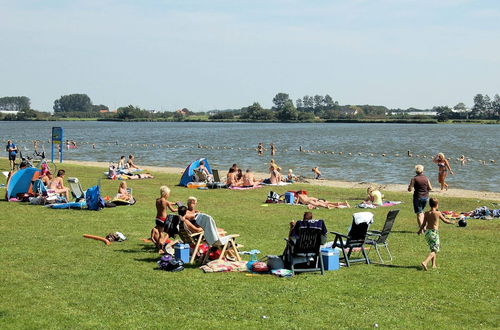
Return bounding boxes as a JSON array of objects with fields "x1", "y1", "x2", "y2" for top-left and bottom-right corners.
[
  {"x1": 86, "y1": 185, "x2": 105, "y2": 211},
  {"x1": 158, "y1": 256, "x2": 185, "y2": 272},
  {"x1": 266, "y1": 191, "x2": 281, "y2": 203},
  {"x1": 266, "y1": 255, "x2": 285, "y2": 270}
]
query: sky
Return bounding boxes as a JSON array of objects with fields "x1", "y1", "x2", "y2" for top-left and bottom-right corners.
[{"x1": 1, "y1": 0, "x2": 499, "y2": 112}]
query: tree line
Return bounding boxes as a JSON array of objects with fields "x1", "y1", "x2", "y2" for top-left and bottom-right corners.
[{"x1": 0, "y1": 92, "x2": 499, "y2": 121}]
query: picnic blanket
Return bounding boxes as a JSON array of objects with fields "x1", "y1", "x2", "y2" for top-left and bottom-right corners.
[
  {"x1": 200, "y1": 259, "x2": 248, "y2": 273},
  {"x1": 357, "y1": 201, "x2": 402, "y2": 209},
  {"x1": 261, "y1": 182, "x2": 291, "y2": 186}
]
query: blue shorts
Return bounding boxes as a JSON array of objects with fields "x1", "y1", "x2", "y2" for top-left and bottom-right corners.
[{"x1": 413, "y1": 197, "x2": 428, "y2": 214}]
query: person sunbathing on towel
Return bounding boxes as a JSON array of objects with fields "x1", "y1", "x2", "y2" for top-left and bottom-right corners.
[
  {"x1": 116, "y1": 181, "x2": 132, "y2": 201},
  {"x1": 122, "y1": 173, "x2": 154, "y2": 180},
  {"x1": 296, "y1": 191, "x2": 350, "y2": 209},
  {"x1": 242, "y1": 169, "x2": 262, "y2": 187},
  {"x1": 226, "y1": 168, "x2": 242, "y2": 187},
  {"x1": 48, "y1": 169, "x2": 70, "y2": 201},
  {"x1": 269, "y1": 165, "x2": 282, "y2": 184},
  {"x1": 127, "y1": 154, "x2": 139, "y2": 170}
]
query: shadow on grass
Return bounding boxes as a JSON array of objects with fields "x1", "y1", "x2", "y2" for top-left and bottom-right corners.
[
  {"x1": 373, "y1": 264, "x2": 421, "y2": 270},
  {"x1": 135, "y1": 257, "x2": 160, "y2": 263},
  {"x1": 392, "y1": 230, "x2": 416, "y2": 234}
]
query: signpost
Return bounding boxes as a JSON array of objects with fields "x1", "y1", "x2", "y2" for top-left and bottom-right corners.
[{"x1": 51, "y1": 127, "x2": 64, "y2": 163}]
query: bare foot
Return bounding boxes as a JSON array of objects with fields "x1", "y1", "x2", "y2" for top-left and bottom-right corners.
[
  {"x1": 421, "y1": 262, "x2": 428, "y2": 271},
  {"x1": 345, "y1": 201, "x2": 351, "y2": 208},
  {"x1": 432, "y1": 265, "x2": 437, "y2": 269}
]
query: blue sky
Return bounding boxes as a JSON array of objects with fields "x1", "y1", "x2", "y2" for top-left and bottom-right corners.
[{"x1": 1, "y1": 0, "x2": 499, "y2": 111}]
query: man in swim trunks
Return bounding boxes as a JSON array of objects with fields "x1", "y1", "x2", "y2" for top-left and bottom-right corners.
[{"x1": 417, "y1": 198, "x2": 454, "y2": 270}]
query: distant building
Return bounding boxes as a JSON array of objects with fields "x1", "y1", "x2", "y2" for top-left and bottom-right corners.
[
  {"x1": 175, "y1": 108, "x2": 190, "y2": 116},
  {"x1": 0, "y1": 110, "x2": 19, "y2": 115}
]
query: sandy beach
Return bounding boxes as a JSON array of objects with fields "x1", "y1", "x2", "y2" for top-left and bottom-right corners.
[{"x1": 59, "y1": 159, "x2": 500, "y2": 201}]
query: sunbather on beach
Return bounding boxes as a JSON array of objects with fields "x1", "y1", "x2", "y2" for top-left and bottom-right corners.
[
  {"x1": 116, "y1": 181, "x2": 132, "y2": 201},
  {"x1": 226, "y1": 168, "x2": 242, "y2": 187},
  {"x1": 296, "y1": 191, "x2": 350, "y2": 209},
  {"x1": 269, "y1": 165, "x2": 282, "y2": 184},
  {"x1": 127, "y1": 154, "x2": 139, "y2": 169},
  {"x1": 117, "y1": 156, "x2": 127, "y2": 170},
  {"x1": 48, "y1": 169, "x2": 70, "y2": 201},
  {"x1": 242, "y1": 169, "x2": 262, "y2": 187},
  {"x1": 365, "y1": 186, "x2": 383, "y2": 206},
  {"x1": 122, "y1": 173, "x2": 154, "y2": 180}
]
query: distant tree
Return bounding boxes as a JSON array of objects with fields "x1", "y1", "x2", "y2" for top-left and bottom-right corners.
[
  {"x1": 117, "y1": 105, "x2": 146, "y2": 120},
  {"x1": 92, "y1": 104, "x2": 109, "y2": 112},
  {"x1": 434, "y1": 106, "x2": 453, "y2": 121},
  {"x1": 295, "y1": 98, "x2": 303, "y2": 109},
  {"x1": 272, "y1": 93, "x2": 290, "y2": 109},
  {"x1": 209, "y1": 111, "x2": 234, "y2": 120},
  {"x1": 313, "y1": 95, "x2": 324, "y2": 110},
  {"x1": 492, "y1": 94, "x2": 500, "y2": 119},
  {"x1": 298, "y1": 111, "x2": 315, "y2": 121},
  {"x1": 53, "y1": 94, "x2": 93, "y2": 113},
  {"x1": 0, "y1": 96, "x2": 31, "y2": 111},
  {"x1": 276, "y1": 100, "x2": 298, "y2": 121},
  {"x1": 173, "y1": 112, "x2": 184, "y2": 121},
  {"x1": 453, "y1": 102, "x2": 467, "y2": 112},
  {"x1": 471, "y1": 94, "x2": 488, "y2": 118},
  {"x1": 243, "y1": 102, "x2": 274, "y2": 120},
  {"x1": 302, "y1": 95, "x2": 314, "y2": 112},
  {"x1": 324, "y1": 94, "x2": 335, "y2": 108}
]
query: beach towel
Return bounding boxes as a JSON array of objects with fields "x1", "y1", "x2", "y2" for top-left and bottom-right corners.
[
  {"x1": 194, "y1": 213, "x2": 230, "y2": 246},
  {"x1": 228, "y1": 185, "x2": 263, "y2": 190},
  {"x1": 199, "y1": 259, "x2": 248, "y2": 273},
  {"x1": 353, "y1": 212, "x2": 374, "y2": 225}
]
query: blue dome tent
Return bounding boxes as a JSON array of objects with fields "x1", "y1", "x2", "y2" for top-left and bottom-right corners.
[{"x1": 178, "y1": 158, "x2": 212, "y2": 186}]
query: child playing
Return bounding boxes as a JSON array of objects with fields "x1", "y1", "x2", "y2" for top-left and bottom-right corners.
[
  {"x1": 151, "y1": 186, "x2": 178, "y2": 254},
  {"x1": 365, "y1": 186, "x2": 384, "y2": 206},
  {"x1": 312, "y1": 167, "x2": 322, "y2": 179},
  {"x1": 417, "y1": 198, "x2": 454, "y2": 270}
]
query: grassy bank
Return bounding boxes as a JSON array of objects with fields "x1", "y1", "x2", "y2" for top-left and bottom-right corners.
[{"x1": 0, "y1": 160, "x2": 498, "y2": 328}]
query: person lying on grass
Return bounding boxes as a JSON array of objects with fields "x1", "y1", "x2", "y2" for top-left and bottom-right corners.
[
  {"x1": 151, "y1": 186, "x2": 178, "y2": 253},
  {"x1": 418, "y1": 197, "x2": 455, "y2": 271},
  {"x1": 296, "y1": 191, "x2": 350, "y2": 209}
]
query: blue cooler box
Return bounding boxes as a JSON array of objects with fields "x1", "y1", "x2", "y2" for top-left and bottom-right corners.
[
  {"x1": 174, "y1": 243, "x2": 190, "y2": 263},
  {"x1": 284, "y1": 192, "x2": 295, "y2": 204},
  {"x1": 321, "y1": 248, "x2": 340, "y2": 271}
]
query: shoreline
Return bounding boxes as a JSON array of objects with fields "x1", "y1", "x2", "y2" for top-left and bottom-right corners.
[{"x1": 59, "y1": 159, "x2": 500, "y2": 201}]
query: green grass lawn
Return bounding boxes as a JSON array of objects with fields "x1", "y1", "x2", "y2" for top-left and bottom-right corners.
[{"x1": 0, "y1": 160, "x2": 498, "y2": 329}]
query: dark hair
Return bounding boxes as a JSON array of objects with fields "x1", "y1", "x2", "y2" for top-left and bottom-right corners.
[
  {"x1": 120, "y1": 155, "x2": 125, "y2": 159},
  {"x1": 129, "y1": 154, "x2": 133, "y2": 159},
  {"x1": 57, "y1": 169, "x2": 65, "y2": 177},
  {"x1": 200, "y1": 160, "x2": 205, "y2": 165},
  {"x1": 303, "y1": 212, "x2": 313, "y2": 220},
  {"x1": 178, "y1": 205, "x2": 188, "y2": 216},
  {"x1": 228, "y1": 168, "x2": 235, "y2": 173},
  {"x1": 429, "y1": 198, "x2": 438, "y2": 208},
  {"x1": 246, "y1": 169, "x2": 251, "y2": 173}
]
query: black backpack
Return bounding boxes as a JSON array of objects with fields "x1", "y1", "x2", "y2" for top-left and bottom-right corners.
[{"x1": 158, "y1": 255, "x2": 184, "y2": 272}]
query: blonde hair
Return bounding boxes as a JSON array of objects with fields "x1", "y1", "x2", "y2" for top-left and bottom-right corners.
[
  {"x1": 187, "y1": 196, "x2": 197, "y2": 203},
  {"x1": 438, "y1": 153, "x2": 445, "y2": 159},
  {"x1": 367, "y1": 186, "x2": 374, "y2": 193},
  {"x1": 160, "y1": 185, "x2": 170, "y2": 197},
  {"x1": 119, "y1": 181, "x2": 127, "y2": 189},
  {"x1": 415, "y1": 165, "x2": 424, "y2": 174}
]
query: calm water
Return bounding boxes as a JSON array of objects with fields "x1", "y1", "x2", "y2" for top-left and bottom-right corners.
[{"x1": 1, "y1": 121, "x2": 499, "y2": 192}]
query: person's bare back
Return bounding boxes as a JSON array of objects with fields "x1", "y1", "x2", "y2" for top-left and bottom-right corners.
[{"x1": 423, "y1": 210, "x2": 447, "y2": 231}]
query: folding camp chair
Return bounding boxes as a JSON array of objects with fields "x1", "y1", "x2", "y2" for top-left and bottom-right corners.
[
  {"x1": 208, "y1": 169, "x2": 226, "y2": 188},
  {"x1": 365, "y1": 209, "x2": 400, "y2": 263},
  {"x1": 194, "y1": 213, "x2": 241, "y2": 264},
  {"x1": 212, "y1": 169, "x2": 221, "y2": 183},
  {"x1": 177, "y1": 222, "x2": 206, "y2": 264},
  {"x1": 331, "y1": 212, "x2": 373, "y2": 267},
  {"x1": 67, "y1": 177, "x2": 85, "y2": 201},
  {"x1": 284, "y1": 221, "x2": 325, "y2": 275}
]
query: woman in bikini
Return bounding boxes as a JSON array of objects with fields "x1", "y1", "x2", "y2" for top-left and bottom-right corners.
[{"x1": 433, "y1": 153, "x2": 454, "y2": 191}]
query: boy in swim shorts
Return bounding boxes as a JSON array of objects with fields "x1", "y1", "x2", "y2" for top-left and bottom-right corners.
[
  {"x1": 417, "y1": 198, "x2": 454, "y2": 270},
  {"x1": 151, "y1": 186, "x2": 178, "y2": 253}
]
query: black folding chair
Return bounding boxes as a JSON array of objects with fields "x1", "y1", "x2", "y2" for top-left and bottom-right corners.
[
  {"x1": 331, "y1": 215, "x2": 371, "y2": 267},
  {"x1": 284, "y1": 222, "x2": 325, "y2": 275},
  {"x1": 366, "y1": 210, "x2": 400, "y2": 263}
]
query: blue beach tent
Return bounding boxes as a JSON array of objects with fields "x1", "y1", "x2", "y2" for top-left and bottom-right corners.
[
  {"x1": 6, "y1": 168, "x2": 40, "y2": 200},
  {"x1": 178, "y1": 158, "x2": 212, "y2": 186}
]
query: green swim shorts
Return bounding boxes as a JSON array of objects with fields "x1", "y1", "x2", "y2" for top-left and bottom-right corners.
[{"x1": 425, "y1": 229, "x2": 440, "y2": 253}]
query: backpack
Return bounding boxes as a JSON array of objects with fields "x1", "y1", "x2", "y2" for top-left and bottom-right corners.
[
  {"x1": 266, "y1": 191, "x2": 281, "y2": 203},
  {"x1": 86, "y1": 185, "x2": 105, "y2": 211},
  {"x1": 158, "y1": 255, "x2": 185, "y2": 272}
]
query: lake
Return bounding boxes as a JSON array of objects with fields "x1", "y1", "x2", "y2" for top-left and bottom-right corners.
[{"x1": 1, "y1": 121, "x2": 499, "y2": 192}]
